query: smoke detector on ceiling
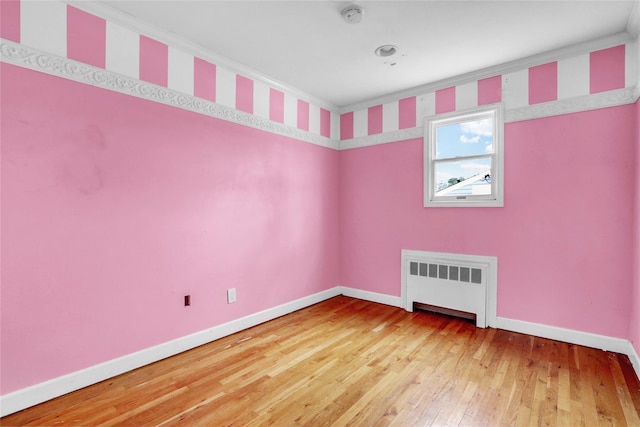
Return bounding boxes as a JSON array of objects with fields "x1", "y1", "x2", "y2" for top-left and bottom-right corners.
[{"x1": 342, "y1": 6, "x2": 364, "y2": 24}]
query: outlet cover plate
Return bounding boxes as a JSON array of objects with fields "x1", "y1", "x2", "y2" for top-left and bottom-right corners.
[{"x1": 227, "y1": 288, "x2": 236, "y2": 304}]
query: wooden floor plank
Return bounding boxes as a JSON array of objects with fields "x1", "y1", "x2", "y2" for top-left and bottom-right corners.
[{"x1": 2, "y1": 296, "x2": 639, "y2": 426}]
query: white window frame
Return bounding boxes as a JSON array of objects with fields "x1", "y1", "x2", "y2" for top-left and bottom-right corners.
[{"x1": 424, "y1": 103, "x2": 504, "y2": 208}]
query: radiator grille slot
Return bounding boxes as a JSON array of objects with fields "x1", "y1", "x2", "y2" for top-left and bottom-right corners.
[{"x1": 409, "y1": 261, "x2": 482, "y2": 284}]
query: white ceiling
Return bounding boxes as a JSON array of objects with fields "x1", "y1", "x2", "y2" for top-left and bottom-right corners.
[{"x1": 98, "y1": 1, "x2": 638, "y2": 109}]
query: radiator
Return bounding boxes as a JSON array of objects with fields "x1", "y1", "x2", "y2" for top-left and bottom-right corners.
[{"x1": 401, "y1": 250, "x2": 497, "y2": 328}]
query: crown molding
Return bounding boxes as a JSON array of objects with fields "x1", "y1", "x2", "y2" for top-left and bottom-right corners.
[
  {"x1": 0, "y1": 39, "x2": 339, "y2": 151},
  {"x1": 66, "y1": 1, "x2": 339, "y2": 113},
  {"x1": 340, "y1": 31, "x2": 635, "y2": 113},
  {"x1": 627, "y1": 0, "x2": 640, "y2": 36}
]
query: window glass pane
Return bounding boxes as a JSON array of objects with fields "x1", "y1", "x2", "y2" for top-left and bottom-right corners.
[
  {"x1": 434, "y1": 158, "x2": 492, "y2": 195},
  {"x1": 436, "y1": 117, "x2": 493, "y2": 159},
  {"x1": 424, "y1": 105, "x2": 503, "y2": 207}
]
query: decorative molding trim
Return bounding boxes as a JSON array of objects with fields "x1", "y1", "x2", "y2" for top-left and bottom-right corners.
[
  {"x1": 504, "y1": 87, "x2": 639, "y2": 123},
  {"x1": 0, "y1": 39, "x2": 339, "y2": 151},
  {"x1": 338, "y1": 286, "x2": 403, "y2": 308},
  {"x1": 339, "y1": 127, "x2": 424, "y2": 150},
  {"x1": 0, "y1": 287, "x2": 342, "y2": 417}
]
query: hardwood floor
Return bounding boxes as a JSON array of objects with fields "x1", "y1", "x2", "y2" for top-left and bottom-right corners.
[{"x1": 3, "y1": 296, "x2": 640, "y2": 426}]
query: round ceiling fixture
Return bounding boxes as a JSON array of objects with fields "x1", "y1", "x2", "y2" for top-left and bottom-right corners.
[
  {"x1": 375, "y1": 45, "x2": 399, "y2": 57},
  {"x1": 342, "y1": 6, "x2": 364, "y2": 24}
]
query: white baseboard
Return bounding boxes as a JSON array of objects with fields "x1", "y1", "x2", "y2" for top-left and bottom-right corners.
[
  {"x1": 495, "y1": 317, "x2": 631, "y2": 353},
  {"x1": 3, "y1": 287, "x2": 638, "y2": 417},
  {"x1": 629, "y1": 343, "x2": 640, "y2": 378},
  {"x1": 0, "y1": 287, "x2": 341, "y2": 417},
  {"x1": 338, "y1": 286, "x2": 403, "y2": 308},
  {"x1": 339, "y1": 290, "x2": 640, "y2": 380},
  {"x1": 496, "y1": 317, "x2": 640, "y2": 379}
]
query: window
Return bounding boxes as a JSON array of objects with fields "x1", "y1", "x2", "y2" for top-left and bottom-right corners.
[{"x1": 424, "y1": 104, "x2": 504, "y2": 207}]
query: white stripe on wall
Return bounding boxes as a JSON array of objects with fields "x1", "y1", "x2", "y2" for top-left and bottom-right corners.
[
  {"x1": 215, "y1": 66, "x2": 236, "y2": 109},
  {"x1": 330, "y1": 111, "x2": 340, "y2": 141},
  {"x1": 558, "y1": 54, "x2": 589, "y2": 100},
  {"x1": 309, "y1": 104, "x2": 321, "y2": 135},
  {"x1": 20, "y1": 0, "x2": 67, "y2": 58},
  {"x1": 284, "y1": 92, "x2": 297, "y2": 127},
  {"x1": 502, "y1": 69, "x2": 529, "y2": 109},
  {"x1": 105, "y1": 22, "x2": 139, "y2": 79},
  {"x1": 455, "y1": 81, "x2": 478, "y2": 111},
  {"x1": 168, "y1": 47, "x2": 194, "y2": 96},
  {"x1": 253, "y1": 79, "x2": 270, "y2": 119},
  {"x1": 382, "y1": 101, "x2": 399, "y2": 133},
  {"x1": 353, "y1": 108, "x2": 368, "y2": 138}
]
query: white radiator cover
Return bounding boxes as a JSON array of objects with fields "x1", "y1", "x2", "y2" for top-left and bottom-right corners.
[{"x1": 401, "y1": 250, "x2": 497, "y2": 328}]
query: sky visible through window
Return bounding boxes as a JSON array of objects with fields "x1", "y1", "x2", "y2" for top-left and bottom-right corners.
[{"x1": 435, "y1": 117, "x2": 493, "y2": 191}]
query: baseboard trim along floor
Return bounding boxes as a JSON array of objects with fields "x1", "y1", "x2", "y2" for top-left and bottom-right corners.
[{"x1": 1, "y1": 286, "x2": 638, "y2": 417}]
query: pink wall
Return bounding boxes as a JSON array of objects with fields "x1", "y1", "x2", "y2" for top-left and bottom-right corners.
[
  {"x1": 139, "y1": 35, "x2": 168, "y2": 87},
  {"x1": 67, "y1": 5, "x2": 106, "y2": 69},
  {"x1": 0, "y1": 0, "x2": 21, "y2": 42},
  {"x1": 528, "y1": 62, "x2": 557, "y2": 104},
  {"x1": 194, "y1": 57, "x2": 217, "y2": 102},
  {"x1": 436, "y1": 87, "x2": 456, "y2": 114},
  {"x1": 0, "y1": 63, "x2": 340, "y2": 394},
  {"x1": 340, "y1": 105, "x2": 636, "y2": 339}
]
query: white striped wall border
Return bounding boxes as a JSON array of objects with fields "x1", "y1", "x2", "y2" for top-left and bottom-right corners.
[
  {"x1": 0, "y1": 38, "x2": 340, "y2": 151},
  {"x1": 1, "y1": 0, "x2": 638, "y2": 151},
  {"x1": 0, "y1": 0, "x2": 339, "y2": 142},
  {"x1": 340, "y1": 40, "x2": 639, "y2": 142}
]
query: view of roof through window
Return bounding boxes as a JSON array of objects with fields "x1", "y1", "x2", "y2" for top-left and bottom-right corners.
[{"x1": 435, "y1": 117, "x2": 494, "y2": 196}]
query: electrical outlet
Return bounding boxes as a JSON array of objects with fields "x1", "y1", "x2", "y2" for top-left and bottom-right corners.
[{"x1": 227, "y1": 288, "x2": 236, "y2": 304}]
